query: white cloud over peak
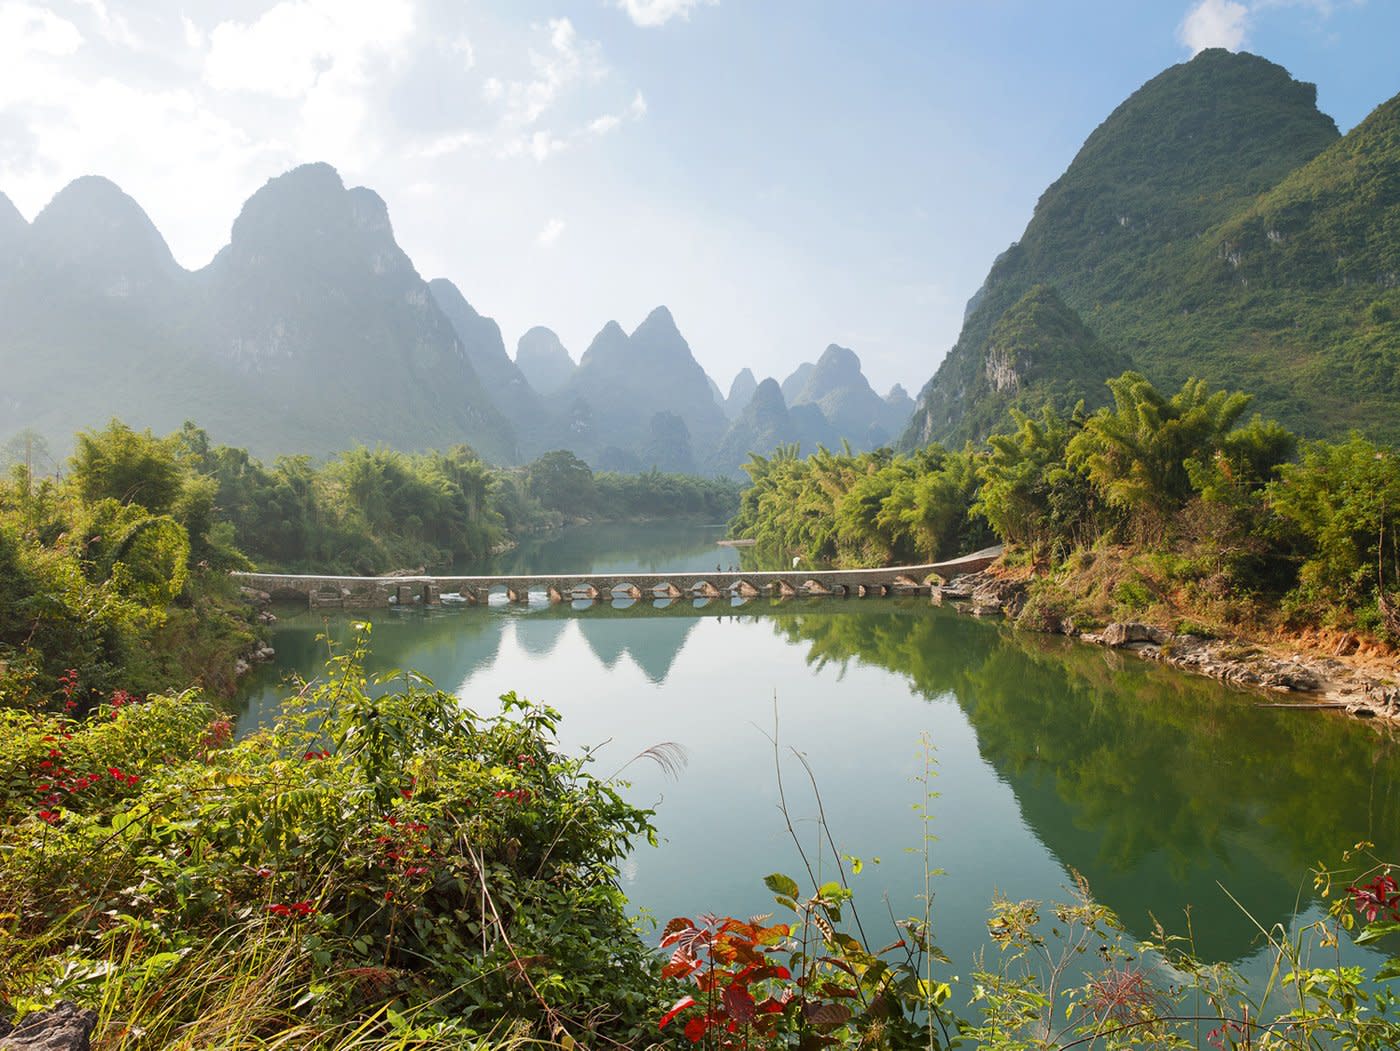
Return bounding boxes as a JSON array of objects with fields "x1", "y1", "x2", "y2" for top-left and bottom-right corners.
[
  {"x1": 1178, "y1": 0, "x2": 1251, "y2": 53},
  {"x1": 614, "y1": 0, "x2": 716, "y2": 28}
]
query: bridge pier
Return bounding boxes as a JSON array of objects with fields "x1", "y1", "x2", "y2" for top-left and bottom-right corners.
[{"x1": 547, "y1": 586, "x2": 565, "y2": 604}]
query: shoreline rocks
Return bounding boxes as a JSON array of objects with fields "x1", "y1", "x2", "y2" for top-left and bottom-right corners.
[{"x1": 934, "y1": 571, "x2": 1400, "y2": 724}]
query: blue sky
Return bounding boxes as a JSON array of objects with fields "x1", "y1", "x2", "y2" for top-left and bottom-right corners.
[{"x1": 2, "y1": 0, "x2": 1397, "y2": 395}]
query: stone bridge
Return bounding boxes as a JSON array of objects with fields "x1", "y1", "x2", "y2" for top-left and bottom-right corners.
[{"x1": 233, "y1": 546, "x2": 1003, "y2": 611}]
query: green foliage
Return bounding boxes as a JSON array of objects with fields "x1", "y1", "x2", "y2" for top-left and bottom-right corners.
[
  {"x1": 0, "y1": 632, "x2": 661, "y2": 1046},
  {"x1": 1066, "y1": 372, "x2": 1252, "y2": 536},
  {"x1": 1270, "y1": 436, "x2": 1400, "y2": 620},
  {"x1": 974, "y1": 406, "x2": 1095, "y2": 555},
  {"x1": 730, "y1": 444, "x2": 991, "y2": 567}
]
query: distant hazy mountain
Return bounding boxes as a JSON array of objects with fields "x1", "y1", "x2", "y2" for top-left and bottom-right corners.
[
  {"x1": 904, "y1": 49, "x2": 1400, "y2": 446},
  {"x1": 0, "y1": 160, "x2": 911, "y2": 473},
  {"x1": 709, "y1": 377, "x2": 804, "y2": 476},
  {"x1": 429, "y1": 277, "x2": 544, "y2": 439},
  {"x1": 780, "y1": 362, "x2": 815, "y2": 404},
  {"x1": 885, "y1": 383, "x2": 914, "y2": 420},
  {"x1": 515, "y1": 327, "x2": 576, "y2": 397},
  {"x1": 197, "y1": 164, "x2": 517, "y2": 460},
  {"x1": 550, "y1": 306, "x2": 728, "y2": 470},
  {"x1": 0, "y1": 176, "x2": 207, "y2": 452},
  {"x1": 789, "y1": 344, "x2": 911, "y2": 448},
  {"x1": 0, "y1": 163, "x2": 516, "y2": 461},
  {"x1": 724, "y1": 368, "x2": 758, "y2": 419}
]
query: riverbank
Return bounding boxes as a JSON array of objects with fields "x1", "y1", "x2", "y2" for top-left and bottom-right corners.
[{"x1": 935, "y1": 562, "x2": 1400, "y2": 723}]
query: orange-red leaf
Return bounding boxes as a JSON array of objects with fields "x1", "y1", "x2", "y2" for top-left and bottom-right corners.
[{"x1": 658, "y1": 995, "x2": 695, "y2": 1029}]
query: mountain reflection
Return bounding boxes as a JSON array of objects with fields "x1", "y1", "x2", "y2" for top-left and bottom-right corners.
[
  {"x1": 765, "y1": 608, "x2": 1400, "y2": 959},
  {"x1": 239, "y1": 596, "x2": 1399, "y2": 964}
]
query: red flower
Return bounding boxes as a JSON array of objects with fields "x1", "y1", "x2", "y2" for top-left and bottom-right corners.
[
  {"x1": 108, "y1": 766, "x2": 123, "y2": 779},
  {"x1": 126, "y1": 773, "x2": 140, "y2": 786},
  {"x1": 37, "y1": 809, "x2": 61, "y2": 825}
]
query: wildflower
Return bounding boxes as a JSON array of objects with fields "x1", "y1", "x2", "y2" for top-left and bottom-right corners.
[{"x1": 37, "y1": 809, "x2": 61, "y2": 825}]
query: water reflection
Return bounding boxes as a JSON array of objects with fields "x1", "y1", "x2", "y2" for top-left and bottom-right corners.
[
  {"x1": 239, "y1": 593, "x2": 1398, "y2": 970},
  {"x1": 766, "y1": 609, "x2": 1400, "y2": 960}
]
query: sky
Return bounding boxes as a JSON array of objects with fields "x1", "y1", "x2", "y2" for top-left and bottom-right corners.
[{"x1": 2, "y1": 1, "x2": 1398, "y2": 397}]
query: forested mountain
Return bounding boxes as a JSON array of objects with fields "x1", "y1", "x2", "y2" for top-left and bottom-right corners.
[{"x1": 904, "y1": 48, "x2": 1400, "y2": 446}]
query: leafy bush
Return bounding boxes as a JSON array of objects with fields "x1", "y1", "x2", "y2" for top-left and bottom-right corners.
[{"x1": 0, "y1": 630, "x2": 661, "y2": 1046}]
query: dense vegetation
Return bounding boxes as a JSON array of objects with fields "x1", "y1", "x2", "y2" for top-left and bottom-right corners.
[
  {"x1": 907, "y1": 49, "x2": 1400, "y2": 447},
  {"x1": 1, "y1": 633, "x2": 662, "y2": 1048},
  {"x1": 739, "y1": 368, "x2": 1400, "y2": 641}
]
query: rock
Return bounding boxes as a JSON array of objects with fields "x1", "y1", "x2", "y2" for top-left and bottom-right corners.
[
  {"x1": 1101, "y1": 622, "x2": 1168, "y2": 647},
  {"x1": 253, "y1": 644, "x2": 276, "y2": 662},
  {"x1": 257, "y1": 610, "x2": 278, "y2": 625},
  {"x1": 233, "y1": 658, "x2": 251, "y2": 677},
  {"x1": 0, "y1": 1001, "x2": 98, "y2": 1050},
  {"x1": 239, "y1": 586, "x2": 271, "y2": 606},
  {"x1": 968, "y1": 576, "x2": 1028, "y2": 619}
]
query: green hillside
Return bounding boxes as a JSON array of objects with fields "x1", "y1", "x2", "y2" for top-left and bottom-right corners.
[{"x1": 904, "y1": 49, "x2": 1400, "y2": 446}]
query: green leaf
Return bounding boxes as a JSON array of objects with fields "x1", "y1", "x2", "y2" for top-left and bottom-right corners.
[
  {"x1": 1357, "y1": 921, "x2": 1400, "y2": 945},
  {"x1": 1376, "y1": 957, "x2": 1400, "y2": 982},
  {"x1": 765, "y1": 872, "x2": 800, "y2": 899}
]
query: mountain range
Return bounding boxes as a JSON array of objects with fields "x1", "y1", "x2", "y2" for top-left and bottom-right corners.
[
  {"x1": 903, "y1": 49, "x2": 1400, "y2": 447},
  {"x1": 0, "y1": 165, "x2": 906, "y2": 474},
  {"x1": 7, "y1": 47, "x2": 1397, "y2": 477}
]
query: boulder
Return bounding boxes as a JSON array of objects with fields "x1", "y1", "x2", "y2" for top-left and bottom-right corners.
[
  {"x1": 1101, "y1": 622, "x2": 1168, "y2": 647},
  {"x1": 0, "y1": 1002, "x2": 98, "y2": 1051}
]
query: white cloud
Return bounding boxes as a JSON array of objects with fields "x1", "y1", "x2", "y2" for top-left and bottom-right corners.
[
  {"x1": 588, "y1": 114, "x2": 622, "y2": 136},
  {"x1": 181, "y1": 15, "x2": 204, "y2": 51},
  {"x1": 1178, "y1": 0, "x2": 1251, "y2": 53},
  {"x1": 490, "y1": 17, "x2": 605, "y2": 127},
  {"x1": 583, "y1": 90, "x2": 648, "y2": 139},
  {"x1": 449, "y1": 34, "x2": 475, "y2": 68},
  {"x1": 202, "y1": 0, "x2": 416, "y2": 167},
  {"x1": 0, "y1": 3, "x2": 84, "y2": 68},
  {"x1": 614, "y1": 0, "x2": 716, "y2": 28},
  {"x1": 416, "y1": 128, "x2": 483, "y2": 159},
  {"x1": 536, "y1": 217, "x2": 565, "y2": 245},
  {"x1": 501, "y1": 130, "x2": 567, "y2": 162}
]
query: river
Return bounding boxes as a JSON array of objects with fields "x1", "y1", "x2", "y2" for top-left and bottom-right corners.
[{"x1": 237, "y1": 521, "x2": 1400, "y2": 992}]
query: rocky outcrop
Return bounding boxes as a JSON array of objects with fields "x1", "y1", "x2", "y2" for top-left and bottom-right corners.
[
  {"x1": 0, "y1": 1002, "x2": 98, "y2": 1050},
  {"x1": 933, "y1": 570, "x2": 1400, "y2": 723}
]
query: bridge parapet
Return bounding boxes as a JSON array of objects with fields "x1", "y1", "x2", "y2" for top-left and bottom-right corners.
[{"x1": 231, "y1": 546, "x2": 1002, "y2": 611}]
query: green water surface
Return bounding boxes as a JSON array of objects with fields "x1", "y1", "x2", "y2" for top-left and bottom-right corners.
[{"x1": 238, "y1": 522, "x2": 1400, "y2": 984}]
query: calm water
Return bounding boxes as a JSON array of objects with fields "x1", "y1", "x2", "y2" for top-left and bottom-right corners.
[{"x1": 238, "y1": 522, "x2": 1400, "y2": 985}]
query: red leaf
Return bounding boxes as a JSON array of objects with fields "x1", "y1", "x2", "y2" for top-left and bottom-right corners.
[
  {"x1": 658, "y1": 995, "x2": 695, "y2": 1029},
  {"x1": 661, "y1": 958, "x2": 699, "y2": 980},
  {"x1": 683, "y1": 1016, "x2": 707, "y2": 1043},
  {"x1": 662, "y1": 916, "x2": 694, "y2": 941},
  {"x1": 723, "y1": 982, "x2": 756, "y2": 1024},
  {"x1": 803, "y1": 1002, "x2": 853, "y2": 1026}
]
